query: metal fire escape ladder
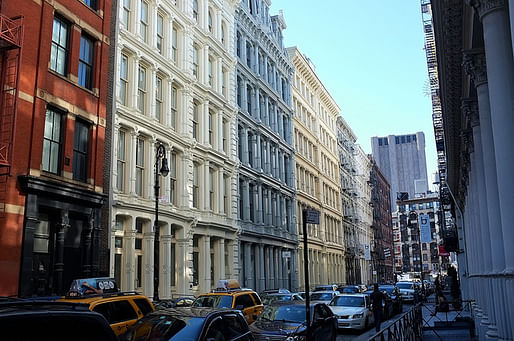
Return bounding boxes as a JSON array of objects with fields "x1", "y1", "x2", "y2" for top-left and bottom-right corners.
[{"x1": 0, "y1": 14, "x2": 23, "y2": 176}]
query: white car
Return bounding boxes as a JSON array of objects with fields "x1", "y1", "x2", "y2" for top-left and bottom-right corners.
[
  {"x1": 309, "y1": 291, "x2": 339, "y2": 305},
  {"x1": 396, "y1": 281, "x2": 416, "y2": 302},
  {"x1": 328, "y1": 294, "x2": 374, "y2": 330}
]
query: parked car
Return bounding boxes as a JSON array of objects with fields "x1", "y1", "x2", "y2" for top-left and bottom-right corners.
[
  {"x1": 313, "y1": 284, "x2": 339, "y2": 292},
  {"x1": 297, "y1": 291, "x2": 311, "y2": 300},
  {"x1": 396, "y1": 281, "x2": 417, "y2": 303},
  {"x1": 250, "y1": 301, "x2": 337, "y2": 341},
  {"x1": 119, "y1": 307, "x2": 254, "y2": 341},
  {"x1": 261, "y1": 293, "x2": 304, "y2": 305},
  {"x1": 328, "y1": 294, "x2": 374, "y2": 330},
  {"x1": 337, "y1": 285, "x2": 366, "y2": 294},
  {"x1": 378, "y1": 285, "x2": 403, "y2": 314},
  {"x1": 192, "y1": 280, "x2": 263, "y2": 324},
  {"x1": 154, "y1": 296, "x2": 195, "y2": 310},
  {"x1": 0, "y1": 300, "x2": 118, "y2": 341},
  {"x1": 310, "y1": 291, "x2": 339, "y2": 304},
  {"x1": 58, "y1": 277, "x2": 155, "y2": 336}
]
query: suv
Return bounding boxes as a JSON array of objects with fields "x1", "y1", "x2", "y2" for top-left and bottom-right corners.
[
  {"x1": 192, "y1": 280, "x2": 263, "y2": 324},
  {"x1": 0, "y1": 300, "x2": 118, "y2": 341},
  {"x1": 119, "y1": 307, "x2": 254, "y2": 341},
  {"x1": 58, "y1": 278, "x2": 154, "y2": 336}
]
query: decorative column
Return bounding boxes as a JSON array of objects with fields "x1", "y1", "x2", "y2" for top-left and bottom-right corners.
[
  {"x1": 213, "y1": 239, "x2": 225, "y2": 284},
  {"x1": 242, "y1": 127, "x2": 249, "y2": 165},
  {"x1": 199, "y1": 235, "x2": 211, "y2": 294},
  {"x1": 160, "y1": 231, "x2": 172, "y2": 299},
  {"x1": 124, "y1": 225, "x2": 137, "y2": 291},
  {"x1": 266, "y1": 189, "x2": 273, "y2": 226},
  {"x1": 269, "y1": 246, "x2": 275, "y2": 288},
  {"x1": 257, "y1": 183, "x2": 263, "y2": 224},
  {"x1": 143, "y1": 228, "x2": 154, "y2": 298},
  {"x1": 259, "y1": 244, "x2": 265, "y2": 291},
  {"x1": 244, "y1": 243, "x2": 253, "y2": 288}
]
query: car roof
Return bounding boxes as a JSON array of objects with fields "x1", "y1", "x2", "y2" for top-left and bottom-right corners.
[
  {"x1": 268, "y1": 300, "x2": 319, "y2": 307},
  {"x1": 150, "y1": 306, "x2": 240, "y2": 319},
  {"x1": 337, "y1": 293, "x2": 367, "y2": 298},
  {"x1": 59, "y1": 291, "x2": 149, "y2": 305},
  {"x1": 311, "y1": 290, "x2": 337, "y2": 294}
]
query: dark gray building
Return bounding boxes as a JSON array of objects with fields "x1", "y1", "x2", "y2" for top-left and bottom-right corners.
[{"x1": 371, "y1": 132, "x2": 429, "y2": 210}]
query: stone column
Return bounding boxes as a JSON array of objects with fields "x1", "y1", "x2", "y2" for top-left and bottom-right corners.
[
  {"x1": 160, "y1": 233, "x2": 172, "y2": 299},
  {"x1": 147, "y1": 139, "x2": 156, "y2": 199},
  {"x1": 259, "y1": 244, "x2": 265, "y2": 291},
  {"x1": 267, "y1": 189, "x2": 273, "y2": 226},
  {"x1": 242, "y1": 127, "x2": 249, "y2": 165},
  {"x1": 143, "y1": 229, "x2": 154, "y2": 298},
  {"x1": 244, "y1": 243, "x2": 253, "y2": 288},
  {"x1": 131, "y1": 55, "x2": 141, "y2": 109},
  {"x1": 265, "y1": 140, "x2": 271, "y2": 174},
  {"x1": 257, "y1": 183, "x2": 263, "y2": 224},
  {"x1": 269, "y1": 246, "x2": 275, "y2": 288},
  {"x1": 256, "y1": 134, "x2": 262, "y2": 171},
  {"x1": 213, "y1": 239, "x2": 225, "y2": 284},
  {"x1": 129, "y1": 131, "x2": 138, "y2": 195},
  {"x1": 124, "y1": 228, "x2": 136, "y2": 291},
  {"x1": 199, "y1": 235, "x2": 211, "y2": 294}
]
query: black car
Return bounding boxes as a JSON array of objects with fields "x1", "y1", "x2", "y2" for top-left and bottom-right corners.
[
  {"x1": 153, "y1": 296, "x2": 195, "y2": 310},
  {"x1": 337, "y1": 285, "x2": 366, "y2": 294},
  {"x1": 378, "y1": 285, "x2": 403, "y2": 314},
  {"x1": 261, "y1": 293, "x2": 304, "y2": 305},
  {"x1": 250, "y1": 301, "x2": 337, "y2": 341},
  {"x1": 0, "y1": 300, "x2": 118, "y2": 341},
  {"x1": 119, "y1": 307, "x2": 254, "y2": 341}
]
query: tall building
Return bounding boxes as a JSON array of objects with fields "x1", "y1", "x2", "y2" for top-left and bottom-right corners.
[
  {"x1": 431, "y1": 0, "x2": 514, "y2": 338},
  {"x1": 111, "y1": 0, "x2": 240, "y2": 298},
  {"x1": 288, "y1": 47, "x2": 345, "y2": 289},
  {"x1": 337, "y1": 116, "x2": 361, "y2": 284},
  {"x1": 395, "y1": 195, "x2": 447, "y2": 279},
  {"x1": 353, "y1": 145, "x2": 373, "y2": 285},
  {"x1": 235, "y1": 1, "x2": 297, "y2": 292},
  {"x1": 371, "y1": 132, "x2": 429, "y2": 210},
  {"x1": 0, "y1": 0, "x2": 112, "y2": 296},
  {"x1": 369, "y1": 158, "x2": 394, "y2": 284}
]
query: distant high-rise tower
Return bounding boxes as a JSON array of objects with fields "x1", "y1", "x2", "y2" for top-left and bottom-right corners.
[{"x1": 371, "y1": 132, "x2": 429, "y2": 210}]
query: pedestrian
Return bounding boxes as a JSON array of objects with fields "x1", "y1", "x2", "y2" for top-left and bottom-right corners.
[{"x1": 370, "y1": 283, "x2": 385, "y2": 333}]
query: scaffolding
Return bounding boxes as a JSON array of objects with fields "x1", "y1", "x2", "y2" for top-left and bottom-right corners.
[{"x1": 0, "y1": 14, "x2": 23, "y2": 175}]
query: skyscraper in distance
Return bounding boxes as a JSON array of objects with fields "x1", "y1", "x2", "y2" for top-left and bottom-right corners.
[{"x1": 371, "y1": 132, "x2": 429, "y2": 211}]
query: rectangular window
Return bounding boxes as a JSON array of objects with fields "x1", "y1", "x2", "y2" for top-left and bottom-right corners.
[
  {"x1": 138, "y1": 65, "x2": 146, "y2": 113},
  {"x1": 170, "y1": 85, "x2": 177, "y2": 129},
  {"x1": 192, "y1": 102, "x2": 199, "y2": 141},
  {"x1": 50, "y1": 16, "x2": 69, "y2": 75},
  {"x1": 193, "y1": 163, "x2": 199, "y2": 208},
  {"x1": 42, "y1": 108, "x2": 63, "y2": 174},
  {"x1": 140, "y1": 1, "x2": 148, "y2": 42},
  {"x1": 73, "y1": 120, "x2": 90, "y2": 182},
  {"x1": 84, "y1": 0, "x2": 97, "y2": 9},
  {"x1": 192, "y1": 0, "x2": 198, "y2": 22},
  {"x1": 156, "y1": 14, "x2": 164, "y2": 54},
  {"x1": 121, "y1": 0, "x2": 130, "y2": 29},
  {"x1": 224, "y1": 175, "x2": 229, "y2": 214},
  {"x1": 222, "y1": 119, "x2": 228, "y2": 153},
  {"x1": 170, "y1": 152, "x2": 177, "y2": 205},
  {"x1": 155, "y1": 76, "x2": 162, "y2": 122},
  {"x1": 208, "y1": 111, "x2": 213, "y2": 145},
  {"x1": 222, "y1": 68, "x2": 227, "y2": 97},
  {"x1": 209, "y1": 168, "x2": 215, "y2": 211},
  {"x1": 136, "y1": 138, "x2": 145, "y2": 196},
  {"x1": 208, "y1": 57, "x2": 213, "y2": 87},
  {"x1": 117, "y1": 130, "x2": 126, "y2": 191},
  {"x1": 171, "y1": 26, "x2": 178, "y2": 63},
  {"x1": 120, "y1": 54, "x2": 128, "y2": 105},
  {"x1": 192, "y1": 45, "x2": 199, "y2": 79},
  {"x1": 78, "y1": 35, "x2": 94, "y2": 89},
  {"x1": 170, "y1": 243, "x2": 176, "y2": 286}
]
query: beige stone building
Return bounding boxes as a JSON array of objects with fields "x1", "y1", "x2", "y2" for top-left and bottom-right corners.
[{"x1": 287, "y1": 47, "x2": 345, "y2": 289}]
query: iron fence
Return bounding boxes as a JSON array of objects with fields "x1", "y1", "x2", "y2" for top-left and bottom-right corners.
[{"x1": 367, "y1": 304, "x2": 423, "y2": 341}]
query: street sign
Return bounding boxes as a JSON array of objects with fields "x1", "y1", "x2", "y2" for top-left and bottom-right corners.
[
  {"x1": 282, "y1": 251, "x2": 291, "y2": 258},
  {"x1": 419, "y1": 213, "x2": 432, "y2": 243},
  {"x1": 304, "y1": 209, "x2": 320, "y2": 224}
]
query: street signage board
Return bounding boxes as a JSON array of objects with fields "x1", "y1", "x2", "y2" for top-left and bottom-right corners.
[
  {"x1": 304, "y1": 209, "x2": 320, "y2": 224},
  {"x1": 282, "y1": 251, "x2": 291, "y2": 258},
  {"x1": 364, "y1": 244, "x2": 371, "y2": 261},
  {"x1": 419, "y1": 213, "x2": 432, "y2": 243}
]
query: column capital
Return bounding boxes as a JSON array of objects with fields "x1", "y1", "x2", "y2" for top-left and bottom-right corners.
[
  {"x1": 462, "y1": 49, "x2": 488, "y2": 86},
  {"x1": 461, "y1": 128, "x2": 474, "y2": 154},
  {"x1": 466, "y1": 0, "x2": 506, "y2": 19},
  {"x1": 461, "y1": 98, "x2": 480, "y2": 128}
]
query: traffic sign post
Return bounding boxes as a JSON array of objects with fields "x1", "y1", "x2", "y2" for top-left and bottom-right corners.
[{"x1": 302, "y1": 209, "x2": 319, "y2": 340}]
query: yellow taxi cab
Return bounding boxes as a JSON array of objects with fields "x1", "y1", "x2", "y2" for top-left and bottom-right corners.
[
  {"x1": 191, "y1": 279, "x2": 264, "y2": 324},
  {"x1": 58, "y1": 278, "x2": 154, "y2": 336}
]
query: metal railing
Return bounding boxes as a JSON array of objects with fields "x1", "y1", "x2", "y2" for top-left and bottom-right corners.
[{"x1": 367, "y1": 304, "x2": 423, "y2": 341}]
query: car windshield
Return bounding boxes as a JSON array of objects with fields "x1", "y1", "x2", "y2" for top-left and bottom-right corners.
[
  {"x1": 342, "y1": 287, "x2": 357, "y2": 293},
  {"x1": 397, "y1": 283, "x2": 414, "y2": 289},
  {"x1": 259, "y1": 305, "x2": 306, "y2": 324},
  {"x1": 192, "y1": 295, "x2": 233, "y2": 308},
  {"x1": 262, "y1": 295, "x2": 291, "y2": 305},
  {"x1": 379, "y1": 287, "x2": 395, "y2": 294},
  {"x1": 330, "y1": 296, "x2": 364, "y2": 307},
  {"x1": 310, "y1": 293, "x2": 333, "y2": 300},
  {"x1": 119, "y1": 314, "x2": 204, "y2": 341}
]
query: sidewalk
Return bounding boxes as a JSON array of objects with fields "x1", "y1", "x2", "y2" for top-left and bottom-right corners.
[{"x1": 421, "y1": 296, "x2": 475, "y2": 340}]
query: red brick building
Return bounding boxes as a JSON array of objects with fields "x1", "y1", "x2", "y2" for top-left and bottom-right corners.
[
  {"x1": 369, "y1": 158, "x2": 394, "y2": 283},
  {"x1": 0, "y1": 0, "x2": 112, "y2": 297}
]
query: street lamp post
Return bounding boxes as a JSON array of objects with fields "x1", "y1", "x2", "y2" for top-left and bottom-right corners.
[{"x1": 153, "y1": 144, "x2": 169, "y2": 302}]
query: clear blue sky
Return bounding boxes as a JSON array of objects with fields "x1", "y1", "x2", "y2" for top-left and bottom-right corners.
[{"x1": 269, "y1": 0, "x2": 438, "y2": 186}]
